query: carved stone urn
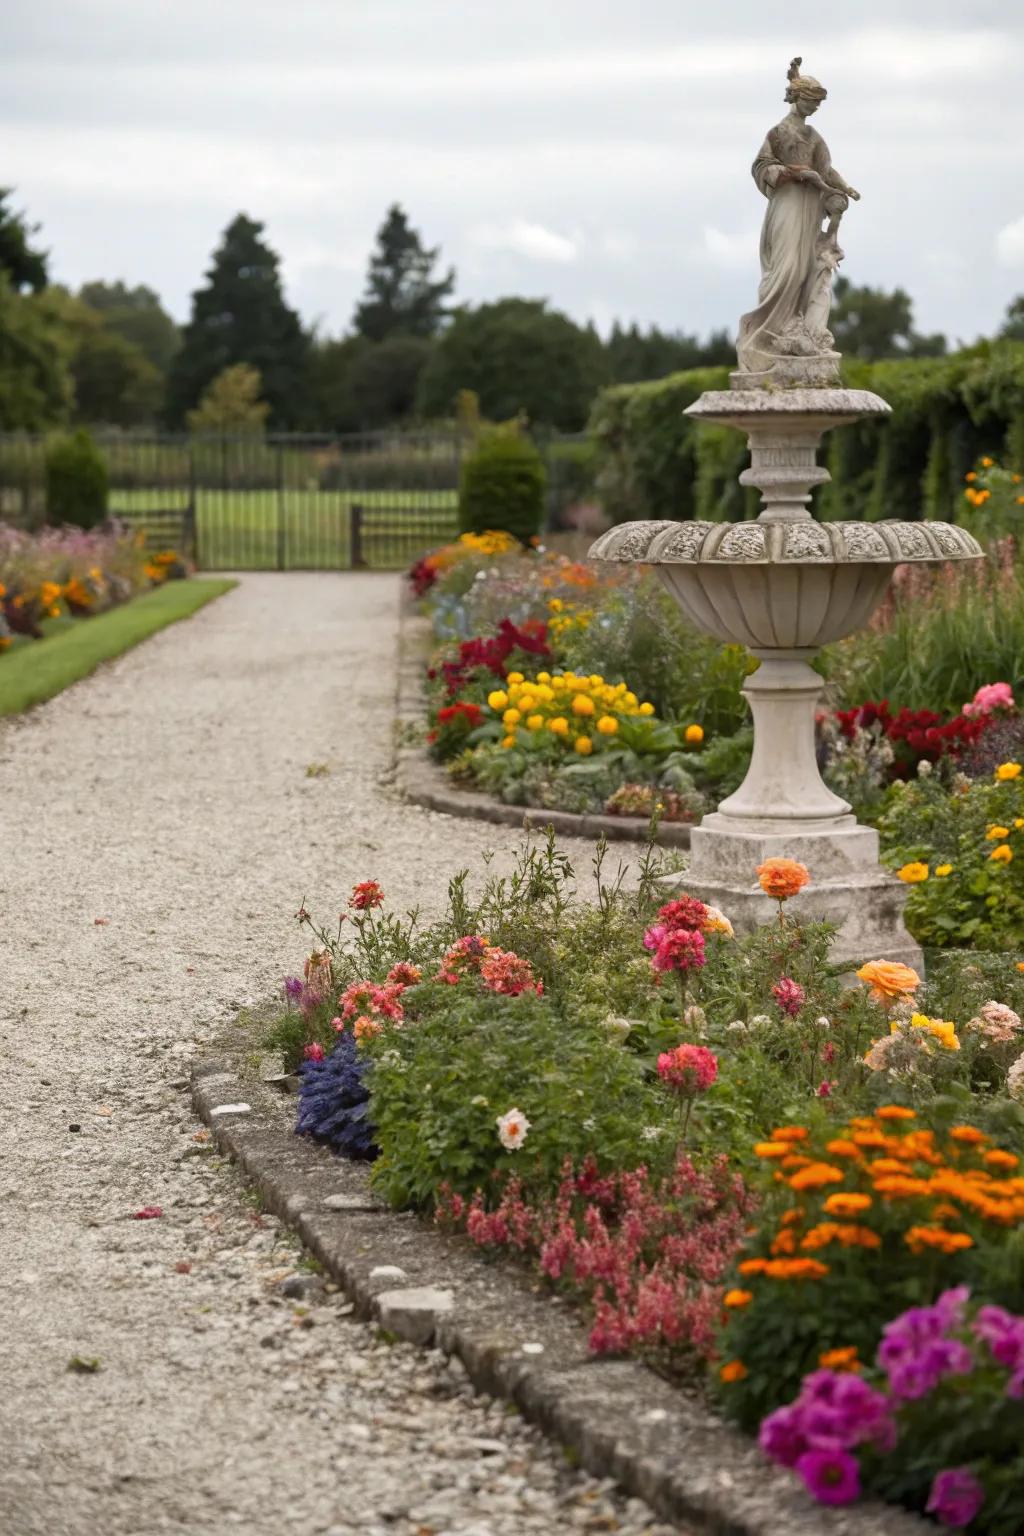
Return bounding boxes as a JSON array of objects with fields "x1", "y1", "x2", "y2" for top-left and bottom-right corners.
[{"x1": 589, "y1": 388, "x2": 982, "y2": 967}]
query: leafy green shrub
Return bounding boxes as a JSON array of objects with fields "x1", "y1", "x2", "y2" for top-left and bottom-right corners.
[
  {"x1": 44, "y1": 429, "x2": 109, "y2": 528},
  {"x1": 458, "y1": 430, "x2": 546, "y2": 545}
]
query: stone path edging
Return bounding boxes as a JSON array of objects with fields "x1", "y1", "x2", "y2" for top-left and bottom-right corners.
[
  {"x1": 393, "y1": 600, "x2": 693, "y2": 849},
  {"x1": 191, "y1": 1055, "x2": 927, "y2": 1536}
]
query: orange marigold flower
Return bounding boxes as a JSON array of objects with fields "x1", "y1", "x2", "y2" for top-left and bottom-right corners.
[
  {"x1": 771, "y1": 1228, "x2": 798, "y2": 1256},
  {"x1": 985, "y1": 1149, "x2": 1020, "y2": 1170},
  {"x1": 852, "y1": 1130, "x2": 890, "y2": 1149},
  {"x1": 876, "y1": 1105, "x2": 916, "y2": 1121},
  {"x1": 719, "y1": 1360, "x2": 748, "y2": 1383},
  {"x1": 789, "y1": 1162, "x2": 844, "y2": 1192},
  {"x1": 823, "y1": 1192, "x2": 872, "y2": 1217},
  {"x1": 738, "y1": 1258, "x2": 768, "y2": 1276},
  {"x1": 874, "y1": 1174, "x2": 932, "y2": 1198},
  {"x1": 763, "y1": 1257, "x2": 830, "y2": 1280},
  {"x1": 724, "y1": 1289, "x2": 753, "y2": 1308},
  {"x1": 780, "y1": 1207, "x2": 805, "y2": 1226},
  {"x1": 771, "y1": 1126, "x2": 809, "y2": 1143},
  {"x1": 819, "y1": 1347, "x2": 860, "y2": 1372},
  {"x1": 781, "y1": 1154, "x2": 812, "y2": 1171},
  {"x1": 855, "y1": 960, "x2": 921, "y2": 1001},
  {"x1": 825, "y1": 1138, "x2": 861, "y2": 1159},
  {"x1": 950, "y1": 1125, "x2": 988, "y2": 1145},
  {"x1": 868, "y1": 1158, "x2": 913, "y2": 1176},
  {"x1": 905, "y1": 1226, "x2": 975, "y2": 1255},
  {"x1": 756, "y1": 858, "x2": 810, "y2": 901},
  {"x1": 754, "y1": 1141, "x2": 790, "y2": 1158}
]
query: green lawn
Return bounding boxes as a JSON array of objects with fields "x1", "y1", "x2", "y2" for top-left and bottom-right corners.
[
  {"x1": 0, "y1": 578, "x2": 236, "y2": 718},
  {"x1": 108, "y1": 488, "x2": 459, "y2": 570}
]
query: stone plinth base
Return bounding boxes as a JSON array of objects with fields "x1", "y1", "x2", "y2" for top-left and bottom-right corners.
[
  {"x1": 665, "y1": 815, "x2": 923, "y2": 971},
  {"x1": 730, "y1": 352, "x2": 842, "y2": 391}
]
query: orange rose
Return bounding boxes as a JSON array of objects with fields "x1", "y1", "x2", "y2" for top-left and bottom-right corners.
[
  {"x1": 856, "y1": 960, "x2": 921, "y2": 1002},
  {"x1": 756, "y1": 858, "x2": 810, "y2": 901}
]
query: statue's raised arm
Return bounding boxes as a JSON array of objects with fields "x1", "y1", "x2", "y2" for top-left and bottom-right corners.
[{"x1": 736, "y1": 57, "x2": 859, "y2": 388}]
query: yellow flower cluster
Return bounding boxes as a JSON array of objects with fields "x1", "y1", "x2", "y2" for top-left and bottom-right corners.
[
  {"x1": 546, "y1": 596, "x2": 594, "y2": 638},
  {"x1": 457, "y1": 529, "x2": 519, "y2": 557},
  {"x1": 487, "y1": 668, "x2": 658, "y2": 753}
]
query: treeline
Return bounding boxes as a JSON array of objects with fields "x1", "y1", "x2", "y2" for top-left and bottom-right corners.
[{"x1": 0, "y1": 195, "x2": 732, "y2": 435}]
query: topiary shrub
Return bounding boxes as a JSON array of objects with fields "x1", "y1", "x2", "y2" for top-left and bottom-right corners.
[
  {"x1": 458, "y1": 429, "x2": 546, "y2": 545},
  {"x1": 44, "y1": 429, "x2": 109, "y2": 528}
]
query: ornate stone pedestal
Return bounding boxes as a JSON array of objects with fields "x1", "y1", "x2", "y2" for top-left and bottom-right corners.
[{"x1": 589, "y1": 387, "x2": 982, "y2": 971}]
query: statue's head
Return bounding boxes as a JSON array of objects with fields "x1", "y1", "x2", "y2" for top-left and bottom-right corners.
[{"x1": 785, "y1": 56, "x2": 827, "y2": 115}]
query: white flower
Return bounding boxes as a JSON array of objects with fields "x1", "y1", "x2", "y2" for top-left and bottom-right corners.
[
  {"x1": 496, "y1": 1107, "x2": 531, "y2": 1150},
  {"x1": 749, "y1": 1014, "x2": 772, "y2": 1029},
  {"x1": 641, "y1": 1125, "x2": 664, "y2": 1142},
  {"x1": 981, "y1": 1000, "x2": 1022, "y2": 1031},
  {"x1": 603, "y1": 1014, "x2": 633, "y2": 1042},
  {"x1": 1007, "y1": 1054, "x2": 1024, "y2": 1102},
  {"x1": 380, "y1": 1049, "x2": 404, "y2": 1069},
  {"x1": 917, "y1": 759, "x2": 932, "y2": 777},
  {"x1": 684, "y1": 1004, "x2": 706, "y2": 1031},
  {"x1": 726, "y1": 1019, "x2": 748, "y2": 1033},
  {"x1": 470, "y1": 1094, "x2": 489, "y2": 1107},
  {"x1": 815, "y1": 1015, "x2": 831, "y2": 1030},
  {"x1": 582, "y1": 1117, "x2": 596, "y2": 1132},
  {"x1": 703, "y1": 905, "x2": 734, "y2": 937}
]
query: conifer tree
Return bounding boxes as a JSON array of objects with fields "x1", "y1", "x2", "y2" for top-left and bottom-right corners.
[{"x1": 354, "y1": 205, "x2": 454, "y2": 342}]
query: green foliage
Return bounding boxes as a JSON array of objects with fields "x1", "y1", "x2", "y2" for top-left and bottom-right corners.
[
  {"x1": 348, "y1": 335, "x2": 433, "y2": 428},
  {"x1": 419, "y1": 298, "x2": 610, "y2": 431},
  {"x1": 354, "y1": 204, "x2": 454, "y2": 342},
  {"x1": 77, "y1": 281, "x2": 180, "y2": 375},
  {"x1": 458, "y1": 430, "x2": 546, "y2": 543},
  {"x1": 831, "y1": 276, "x2": 947, "y2": 361},
  {"x1": 367, "y1": 988, "x2": 663, "y2": 1208},
  {"x1": 0, "y1": 189, "x2": 48, "y2": 293},
  {"x1": 876, "y1": 772, "x2": 1024, "y2": 950},
  {"x1": 167, "y1": 214, "x2": 310, "y2": 428},
  {"x1": 0, "y1": 273, "x2": 73, "y2": 429},
  {"x1": 605, "y1": 321, "x2": 733, "y2": 383},
  {"x1": 71, "y1": 325, "x2": 163, "y2": 427},
  {"x1": 186, "y1": 363, "x2": 270, "y2": 434},
  {"x1": 44, "y1": 429, "x2": 109, "y2": 527},
  {"x1": 306, "y1": 334, "x2": 368, "y2": 433}
]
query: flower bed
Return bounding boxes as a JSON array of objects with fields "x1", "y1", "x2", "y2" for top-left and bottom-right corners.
[
  {"x1": 266, "y1": 837, "x2": 1024, "y2": 1531},
  {"x1": 0, "y1": 522, "x2": 187, "y2": 654}
]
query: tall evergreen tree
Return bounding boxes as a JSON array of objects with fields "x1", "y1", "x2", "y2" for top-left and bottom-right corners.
[
  {"x1": 167, "y1": 214, "x2": 310, "y2": 426},
  {"x1": 0, "y1": 189, "x2": 48, "y2": 293},
  {"x1": 354, "y1": 205, "x2": 454, "y2": 342}
]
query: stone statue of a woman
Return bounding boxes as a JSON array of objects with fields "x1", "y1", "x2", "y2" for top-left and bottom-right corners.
[{"x1": 736, "y1": 58, "x2": 860, "y2": 387}]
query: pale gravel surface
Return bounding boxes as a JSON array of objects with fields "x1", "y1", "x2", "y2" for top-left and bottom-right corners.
[{"x1": 0, "y1": 573, "x2": 681, "y2": 1536}]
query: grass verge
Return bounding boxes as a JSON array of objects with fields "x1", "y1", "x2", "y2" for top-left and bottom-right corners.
[{"x1": 0, "y1": 578, "x2": 236, "y2": 718}]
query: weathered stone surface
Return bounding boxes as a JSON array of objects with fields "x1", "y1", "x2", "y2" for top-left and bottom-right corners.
[{"x1": 376, "y1": 1285, "x2": 455, "y2": 1345}]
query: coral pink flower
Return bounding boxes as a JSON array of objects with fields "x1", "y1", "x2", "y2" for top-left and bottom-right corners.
[
  {"x1": 386, "y1": 962, "x2": 422, "y2": 987},
  {"x1": 650, "y1": 927, "x2": 706, "y2": 974},
  {"x1": 657, "y1": 895, "x2": 710, "y2": 930},
  {"x1": 773, "y1": 977, "x2": 806, "y2": 1017},
  {"x1": 657, "y1": 1043, "x2": 718, "y2": 1096},
  {"x1": 963, "y1": 682, "x2": 1014, "y2": 718},
  {"x1": 480, "y1": 948, "x2": 542, "y2": 996},
  {"x1": 349, "y1": 880, "x2": 384, "y2": 910},
  {"x1": 304, "y1": 1042, "x2": 325, "y2": 1061}
]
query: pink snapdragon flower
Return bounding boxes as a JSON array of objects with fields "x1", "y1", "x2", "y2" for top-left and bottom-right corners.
[
  {"x1": 963, "y1": 681, "x2": 1014, "y2": 718},
  {"x1": 772, "y1": 977, "x2": 806, "y2": 1017}
]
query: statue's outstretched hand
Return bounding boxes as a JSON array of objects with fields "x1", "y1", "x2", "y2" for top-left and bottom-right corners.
[{"x1": 846, "y1": 187, "x2": 861, "y2": 201}]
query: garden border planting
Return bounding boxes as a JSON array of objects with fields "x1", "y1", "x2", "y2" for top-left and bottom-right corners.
[
  {"x1": 394, "y1": 600, "x2": 692, "y2": 848},
  {"x1": 190, "y1": 1053, "x2": 925, "y2": 1536}
]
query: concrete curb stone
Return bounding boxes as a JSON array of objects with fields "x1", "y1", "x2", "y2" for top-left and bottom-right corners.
[{"x1": 191, "y1": 1055, "x2": 928, "y2": 1536}]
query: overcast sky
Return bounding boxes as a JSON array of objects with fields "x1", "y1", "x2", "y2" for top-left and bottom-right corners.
[{"x1": 5, "y1": 1, "x2": 1023, "y2": 346}]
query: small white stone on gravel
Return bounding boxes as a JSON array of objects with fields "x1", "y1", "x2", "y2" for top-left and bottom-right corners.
[
  {"x1": 210, "y1": 1102, "x2": 252, "y2": 1115},
  {"x1": 368, "y1": 1264, "x2": 409, "y2": 1284},
  {"x1": 376, "y1": 1286, "x2": 455, "y2": 1345}
]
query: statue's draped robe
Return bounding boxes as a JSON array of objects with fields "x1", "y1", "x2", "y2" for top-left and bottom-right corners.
[{"x1": 737, "y1": 119, "x2": 837, "y2": 375}]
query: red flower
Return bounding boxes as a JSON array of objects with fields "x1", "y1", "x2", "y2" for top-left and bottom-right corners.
[
  {"x1": 349, "y1": 880, "x2": 384, "y2": 910},
  {"x1": 657, "y1": 1043, "x2": 718, "y2": 1095},
  {"x1": 132, "y1": 1206, "x2": 163, "y2": 1220}
]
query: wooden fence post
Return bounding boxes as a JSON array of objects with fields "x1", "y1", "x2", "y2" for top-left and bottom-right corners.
[{"x1": 350, "y1": 503, "x2": 366, "y2": 569}]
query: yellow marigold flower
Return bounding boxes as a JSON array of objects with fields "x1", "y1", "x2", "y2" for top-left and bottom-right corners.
[
  {"x1": 824, "y1": 1192, "x2": 873, "y2": 1217},
  {"x1": 488, "y1": 690, "x2": 508, "y2": 711},
  {"x1": 965, "y1": 471, "x2": 977, "y2": 482},
  {"x1": 981, "y1": 456, "x2": 994, "y2": 467},
  {"x1": 571, "y1": 694, "x2": 595, "y2": 716},
  {"x1": 724, "y1": 1289, "x2": 753, "y2": 1308},
  {"x1": 897, "y1": 861, "x2": 929, "y2": 883},
  {"x1": 934, "y1": 864, "x2": 953, "y2": 877},
  {"x1": 996, "y1": 762, "x2": 1022, "y2": 781},
  {"x1": 501, "y1": 733, "x2": 517, "y2": 749},
  {"x1": 589, "y1": 674, "x2": 604, "y2": 688},
  {"x1": 987, "y1": 825, "x2": 1010, "y2": 840},
  {"x1": 990, "y1": 844, "x2": 1013, "y2": 864},
  {"x1": 719, "y1": 1360, "x2": 747, "y2": 1383},
  {"x1": 596, "y1": 715, "x2": 619, "y2": 735},
  {"x1": 502, "y1": 708, "x2": 521, "y2": 726},
  {"x1": 819, "y1": 1347, "x2": 860, "y2": 1372},
  {"x1": 548, "y1": 716, "x2": 569, "y2": 736},
  {"x1": 575, "y1": 735, "x2": 593, "y2": 756},
  {"x1": 685, "y1": 724, "x2": 704, "y2": 744},
  {"x1": 506, "y1": 671, "x2": 524, "y2": 684},
  {"x1": 526, "y1": 714, "x2": 544, "y2": 731},
  {"x1": 638, "y1": 701, "x2": 655, "y2": 716}
]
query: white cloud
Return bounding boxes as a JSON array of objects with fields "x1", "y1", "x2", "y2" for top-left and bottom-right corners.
[
  {"x1": 701, "y1": 225, "x2": 758, "y2": 271},
  {"x1": 468, "y1": 219, "x2": 579, "y2": 264},
  {"x1": 996, "y1": 215, "x2": 1024, "y2": 268}
]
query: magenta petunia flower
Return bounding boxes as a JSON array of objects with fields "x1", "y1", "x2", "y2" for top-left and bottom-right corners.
[
  {"x1": 926, "y1": 1468, "x2": 985, "y2": 1527},
  {"x1": 794, "y1": 1447, "x2": 860, "y2": 1506}
]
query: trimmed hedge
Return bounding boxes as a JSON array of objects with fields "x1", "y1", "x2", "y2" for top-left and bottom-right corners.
[
  {"x1": 588, "y1": 341, "x2": 1024, "y2": 525},
  {"x1": 458, "y1": 430, "x2": 546, "y2": 544}
]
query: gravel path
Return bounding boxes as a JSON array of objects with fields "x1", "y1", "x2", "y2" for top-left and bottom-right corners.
[{"x1": 0, "y1": 574, "x2": 681, "y2": 1536}]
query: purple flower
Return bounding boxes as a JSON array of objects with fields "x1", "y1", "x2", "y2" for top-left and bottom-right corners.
[
  {"x1": 926, "y1": 1468, "x2": 984, "y2": 1528},
  {"x1": 758, "y1": 1404, "x2": 808, "y2": 1468},
  {"x1": 973, "y1": 1305, "x2": 1024, "y2": 1371},
  {"x1": 283, "y1": 976, "x2": 304, "y2": 1001},
  {"x1": 794, "y1": 1446, "x2": 860, "y2": 1507}
]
